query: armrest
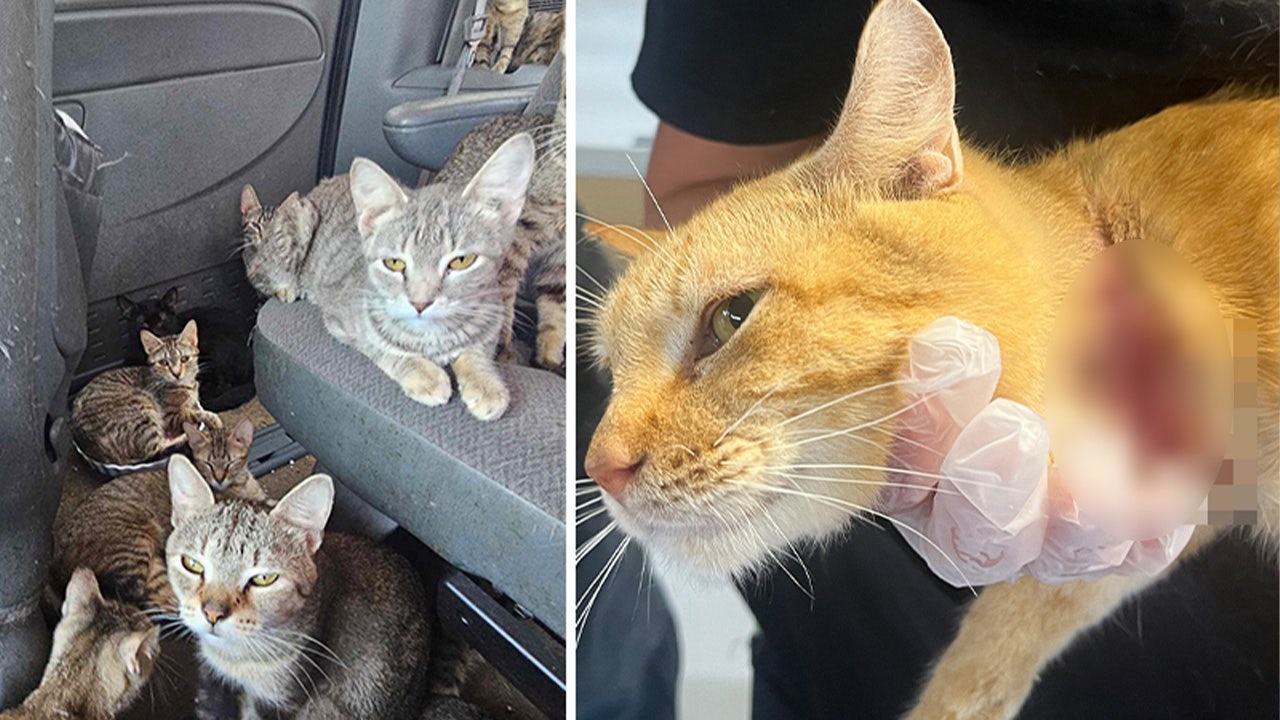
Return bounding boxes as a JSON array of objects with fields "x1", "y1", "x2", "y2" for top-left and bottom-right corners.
[{"x1": 383, "y1": 88, "x2": 534, "y2": 172}]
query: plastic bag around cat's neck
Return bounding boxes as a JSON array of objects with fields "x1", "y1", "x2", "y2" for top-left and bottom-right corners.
[{"x1": 878, "y1": 316, "x2": 1207, "y2": 588}]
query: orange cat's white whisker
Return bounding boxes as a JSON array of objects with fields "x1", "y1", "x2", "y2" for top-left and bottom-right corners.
[
  {"x1": 575, "y1": 520, "x2": 618, "y2": 565},
  {"x1": 727, "y1": 480, "x2": 977, "y2": 594},
  {"x1": 577, "y1": 505, "x2": 610, "y2": 526},
  {"x1": 759, "y1": 469, "x2": 960, "y2": 497},
  {"x1": 869, "y1": 424, "x2": 945, "y2": 457},
  {"x1": 576, "y1": 536, "x2": 632, "y2": 641},
  {"x1": 625, "y1": 153, "x2": 680, "y2": 245},
  {"x1": 763, "y1": 463, "x2": 1020, "y2": 493},
  {"x1": 775, "y1": 377, "x2": 912, "y2": 429},
  {"x1": 791, "y1": 397, "x2": 928, "y2": 448},
  {"x1": 758, "y1": 502, "x2": 816, "y2": 599},
  {"x1": 576, "y1": 211, "x2": 675, "y2": 265},
  {"x1": 577, "y1": 494, "x2": 604, "y2": 511},
  {"x1": 714, "y1": 386, "x2": 782, "y2": 447},
  {"x1": 575, "y1": 264, "x2": 610, "y2": 294}
]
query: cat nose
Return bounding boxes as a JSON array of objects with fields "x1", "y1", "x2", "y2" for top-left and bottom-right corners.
[
  {"x1": 202, "y1": 601, "x2": 229, "y2": 626},
  {"x1": 411, "y1": 299, "x2": 434, "y2": 314},
  {"x1": 585, "y1": 446, "x2": 645, "y2": 497}
]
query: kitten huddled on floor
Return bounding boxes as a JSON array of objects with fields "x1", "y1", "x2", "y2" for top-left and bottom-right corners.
[
  {"x1": 166, "y1": 459, "x2": 430, "y2": 719},
  {"x1": 240, "y1": 135, "x2": 538, "y2": 420},
  {"x1": 54, "y1": 426, "x2": 269, "y2": 612},
  {"x1": 0, "y1": 569, "x2": 159, "y2": 720},
  {"x1": 584, "y1": 1, "x2": 1277, "y2": 718},
  {"x1": 72, "y1": 320, "x2": 218, "y2": 464},
  {"x1": 117, "y1": 288, "x2": 256, "y2": 412}
]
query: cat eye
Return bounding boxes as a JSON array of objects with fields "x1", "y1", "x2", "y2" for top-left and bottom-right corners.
[
  {"x1": 700, "y1": 290, "x2": 763, "y2": 358},
  {"x1": 248, "y1": 573, "x2": 279, "y2": 588},
  {"x1": 382, "y1": 257, "x2": 406, "y2": 273},
  {"x1": 447, "y1": 254, "x2": 477, "y2": 271},
  {"x1": 180, "y1": 555, "x2": 204, "y2": 575}
]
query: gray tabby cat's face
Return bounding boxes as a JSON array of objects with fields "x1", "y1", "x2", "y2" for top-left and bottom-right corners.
[
  {"x1": 239, "y1": 185, "x2": 317, "y2": 302},
  {"x1": 46, "y1": 569, "x2": 159, "y2": 717},
  {"x1": 140, "y1": 320, "x2": 199, "y2": 385},
  {"x1": 349, "y1": 136, "x2": 535, "y2": 330},
  {"x1": 166, "y1": 457, "x2": 333, "y2": 647}
]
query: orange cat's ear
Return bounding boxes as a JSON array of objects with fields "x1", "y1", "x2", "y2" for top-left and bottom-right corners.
[
  {"x1": 808, "y1": 0, "x2": 962, "y2": 197},
  {"x1": 582, "y1": 222, "x2": 667, "y2": 260}
]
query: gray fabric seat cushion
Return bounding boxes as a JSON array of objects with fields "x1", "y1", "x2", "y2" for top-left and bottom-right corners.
[{"x1": 254, "y1": 299, "x2": 565, "y2": 636}]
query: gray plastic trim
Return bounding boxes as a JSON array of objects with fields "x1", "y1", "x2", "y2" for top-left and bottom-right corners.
[{"x1": 53, "y1": 3, "x2": 322, "y2": 95}]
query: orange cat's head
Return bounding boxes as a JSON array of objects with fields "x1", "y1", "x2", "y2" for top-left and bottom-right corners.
[{"x1": 585, "y1": 0, "x2": 1055, "y2": 575}]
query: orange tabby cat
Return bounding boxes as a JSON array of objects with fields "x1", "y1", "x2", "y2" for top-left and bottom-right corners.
[{"x1": 583, "y1": 0, "x2": 1278, "y2": 718}]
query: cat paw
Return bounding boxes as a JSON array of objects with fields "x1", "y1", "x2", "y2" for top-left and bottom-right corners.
[
  {"x1": 491, "y1": 56, "x2": 511, "y2": 73},
  {"x1": 459, "y1": 373, "x2": 509, "y2": 421},
  {"x1": 535, "y1": 335, "x2": 564, "y2": 371},
  {"x1": 399, "y1": 360, "x2": 452, "y2": 406}
]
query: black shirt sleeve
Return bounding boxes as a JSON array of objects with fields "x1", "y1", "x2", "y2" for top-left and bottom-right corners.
[{"x1": 631, "y1": 0, "x2": 874, "y2": 145}]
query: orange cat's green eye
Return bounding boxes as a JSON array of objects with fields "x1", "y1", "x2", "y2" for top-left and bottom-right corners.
[
  {"x1": 447, "y1": 254, "x2": 477, "y2": 271},
  {"x1": 248, "y1": 573, "x2": 279, "y2": 588},
  {"x1": 383, "y1": 257, "x2": 406, "y2": 273},
  {"x1": 180, "y1": 555, "x2": 204, "y2": 575},
  {"x1": 710, "y1": 290, "x2": 762, "y2": 345}
]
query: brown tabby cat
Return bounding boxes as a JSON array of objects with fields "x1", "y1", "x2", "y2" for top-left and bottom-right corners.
[
  {"x1": 166, "y1": 460, "x2": 430, "y2": 720},
  {"x1": 474, "y1": 0, "x2": 528, "y2": 73},
  {"x1": 584, "y1": 1, "x2": 1277, "y2": 718},
  {"x1": 53, "y1": 426, "x2": 269, "y2": 612},
  {"x1": 72, "y1": 320, "x2": 216, "y2": 464},
  {"x1": 435, "y1": 104, "x2": 566, "y2": 369},
  {"x1": 509, "y1": 10, "x2": 564, "y2": 71},
  {"x1": 0, "y1": 569, "x2": 159, "y2": 720}
]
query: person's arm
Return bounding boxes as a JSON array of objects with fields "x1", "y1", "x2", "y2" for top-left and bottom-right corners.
[{"x1": 643, "y1": 122, "x2": 823, "y2": 228}]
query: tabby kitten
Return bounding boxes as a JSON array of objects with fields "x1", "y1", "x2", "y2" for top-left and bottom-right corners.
[
  {"x1": 584, "y1": 1, "x2": 1276, "y2": 719},
  {"x1": 72, "y1": 320, "x2": 216, "y2": 464},
  {"x1": 436, "y1": 104, "x2": 566, "y2": 369},
  {"x1": 0, "y1": 569, "x2": 159, "y2": 720},
  {"x1": 54, "y1": 429, "x2": 269, "y2": 612},
  {"x1": 166, "y1": 462, "x2": 430, "y2": 720},
  {"x1": 509, "y1": 10, "x2": 564, "y2": 71},
  {"x1": 117, "y1": 288, "x2": 256, "y2": 412},
  {"x1": 474, "y1": 0, "x2": 528, "y2": 73},
  {"x1": 241, "y1": 138, "x2": 535, "y2": 420}
]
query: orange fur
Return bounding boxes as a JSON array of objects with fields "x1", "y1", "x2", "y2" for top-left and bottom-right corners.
[{"x1": 586, "y1": 0, "x2": 1276, "y2": 716}]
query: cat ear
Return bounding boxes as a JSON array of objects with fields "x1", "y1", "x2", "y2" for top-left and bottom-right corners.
[
  {"x1": 230, "y1": 418, "x2": 255, "y2": 452},
  {"x1": 139, "y1": 330, "x2": 162, "y2": 356},
  {"x1": 582, "y1": 222, "x2": 668, "y2": 261},
  {"x1": 168, "y1": 454, "x2": 215, "y2": 527},
  {"x1": 160, "y1": 287, "x2": 179, "y2": 313},
  {"x1": 116, "y1": 296, "x2": 137, "y2": 318},
  {"x1": 179, "y1": 319, "x2": 198, "y2": 348},
  {"x1": 349, "y1": 158, "x2": 408, "y2": 239},
  {"x1": 805, "y1": 0, "x2": 962, "y2": 197},
  {"x1": 183, "y1": 423, "x2": 209, "y2": 452},
  {"x1": 240, "y1": 184, "x2": 261, "y2": 217},
  {"x1": 462, "y1": 133, "x2": 535, "y2": 227},
  {"x1": 271, "y1": 474, "x2": 334, "y2": 554},
  {"x1": 62, "y1": 567, "x2": 103, "y2": 617},
  {"x1": 118, "y1": 626, "x2": 160, "y2": 681}
]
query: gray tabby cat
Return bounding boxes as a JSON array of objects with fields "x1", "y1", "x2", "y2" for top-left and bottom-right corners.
[
  {"x1": 474, "y1": 0, "x2": 528, "y2": 73},
  {"x1": 72, "y1": 320, "x2": 217, "y2": 464},
  {"x1": 0, "y1": 569, "x2": 159, "y2": 720},
  {"x1": 53, "y1": 427, "x2": 269, "y2": 613},
  {"x1": 166, "y1": 461, "x2": 430, "y2": 720},
  {"x1": 240, "y1": 136, "x2": 535, "y2": 420},
  {"x1": 435, "y1": 103, "x2": 566, "y2": 370},
  {"x1": 509, "y1": 10, "x2": 564, "y2": 71}
]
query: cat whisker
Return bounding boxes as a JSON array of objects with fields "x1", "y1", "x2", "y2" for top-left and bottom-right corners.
[
  {"x1": 625, "y1": 154, "x2": 680, "y2": 247},
  {"x1": 714, "y1": 385, "x2": 781, "y2": 447},
  {"x1": 789, "y1": 397, "x2": 927, "y2": 448},
  {"x1": 575, "y1": 535, "x2": 631, "y2": 642},
  {"x1": 726, "y1": 479, "x2": 977, "y2": 594},
  {"x1": 758, "y1": 469, "x2": 961, "y2": 497},
  {"x1": 576, "y1": 212, "x2": 676, "y2": 265},
  {"x1": 574, "y1": 520, "x2": 617, "y2": 564},
  {"x1": 775, "y1": 378, "x2": 912, "y2": 428},
  {"x1": 576, "y1": 505, "x2": 609, "y2": 526},
  {"x1": 759, "y1": 463, "x2": 1021, "y2": 493}
]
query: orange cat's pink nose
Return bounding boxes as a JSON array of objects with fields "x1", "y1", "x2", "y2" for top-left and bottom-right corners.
[{"x1": 586, "y1": 447, "x2": 645, "y2": 498}]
